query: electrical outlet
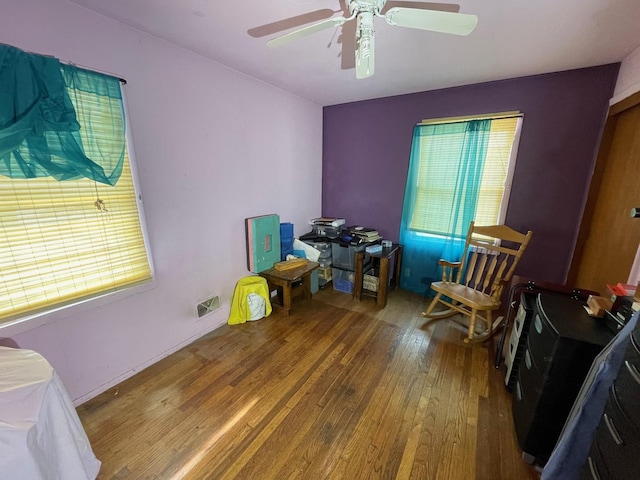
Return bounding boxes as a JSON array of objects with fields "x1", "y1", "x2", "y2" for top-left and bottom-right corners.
[{"x1": 196, "y1": 295, "x2": 220, "y2": 319}]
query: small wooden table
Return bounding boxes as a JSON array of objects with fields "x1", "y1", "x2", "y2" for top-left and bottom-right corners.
[
  {"x1": 353, "y1": 244, "x2": 403, "y2": 309},
  {"x1": 259, "y1": 261, "x2": 320, "y2": 316}
]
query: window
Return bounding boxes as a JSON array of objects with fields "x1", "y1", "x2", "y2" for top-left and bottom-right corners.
[
  {"x1": 398, "y1": 113, "x2": 522, "y2": 295},
  {"x1": 409, "y1": 115, "x2": 522, "y2": 237},
  {"x1": 0, "y1": 58, "x2": 152, "y2": 325}
]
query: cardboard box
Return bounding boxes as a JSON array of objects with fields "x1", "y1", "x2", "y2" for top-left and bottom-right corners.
[{"x1": 586, "y1": 295, "x2": 613, "y2": 318}]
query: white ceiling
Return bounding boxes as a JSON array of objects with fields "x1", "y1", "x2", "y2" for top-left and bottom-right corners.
[{"x1": 68, "y1": 0, "x2": 640, "y2": 106}]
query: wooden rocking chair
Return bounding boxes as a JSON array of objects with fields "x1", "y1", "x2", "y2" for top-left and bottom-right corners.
[{"x1": 422, "y1": 222, "x2": 533, "y2": 343}]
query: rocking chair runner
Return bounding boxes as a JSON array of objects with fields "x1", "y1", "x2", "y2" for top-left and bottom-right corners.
[{"x1": 422, "y1": 222, "x2": 533, "y2": 343}]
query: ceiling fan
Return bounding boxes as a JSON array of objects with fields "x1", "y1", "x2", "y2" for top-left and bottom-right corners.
[{"x1": 266, "y1": 0, "x2": 478, "y2": 79}]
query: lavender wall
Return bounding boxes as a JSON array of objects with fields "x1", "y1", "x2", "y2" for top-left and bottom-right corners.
[
  {"x1": 323, "y1": 65, "x2": 619, "y2": 284},
  {"x1": 0, "y1": 0, "x2": 323, "y2": 404}
]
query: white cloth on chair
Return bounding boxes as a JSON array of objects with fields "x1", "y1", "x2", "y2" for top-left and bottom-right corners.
[{"x1": 0, "y1": 346, "x2": 101, "y2": 480}]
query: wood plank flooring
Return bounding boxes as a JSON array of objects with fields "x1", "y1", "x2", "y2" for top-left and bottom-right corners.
[{"x1": 77, "y1": 288, "x2": 540, "y2": 480}]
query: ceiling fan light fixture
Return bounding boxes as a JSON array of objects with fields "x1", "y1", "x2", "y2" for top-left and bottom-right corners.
[
  {"x1": 355, "y1": 11, "x2": 375, "y2": 79},
  {"x1": 356, "y1": 31, "x2": 375, "y2": 78}
]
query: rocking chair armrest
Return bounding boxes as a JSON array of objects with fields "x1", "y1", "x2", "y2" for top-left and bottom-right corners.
[
  {"x1": 438, "y1": 260, "x2": 461, "y2": 268},
  {"x1": 438, "y1": 260, "x2": 462, "y2": 283}
]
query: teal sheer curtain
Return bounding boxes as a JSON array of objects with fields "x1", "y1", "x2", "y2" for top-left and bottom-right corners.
[
  {"x1": 399, "y1": 119, "x2": 492, "y2": 295},
  {"x1": 0, "y1": 44, "x2": 125, "y2": 185}
]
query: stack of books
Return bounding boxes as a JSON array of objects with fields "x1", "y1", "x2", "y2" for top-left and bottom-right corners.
[
  {"x1": 348, "y1": 226, "x2": 382, "y2": 243},
  {"x1": 607, "y1": 282, "x2": 637, "y2": 297}
]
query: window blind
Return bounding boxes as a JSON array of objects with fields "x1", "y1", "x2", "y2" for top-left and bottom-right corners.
[
  {"x1": 0, "y1": 81, "x2": 151, "y2": 323},
  {"x1": 410, "y1": 116, "x2": 519, "y2": 235}
]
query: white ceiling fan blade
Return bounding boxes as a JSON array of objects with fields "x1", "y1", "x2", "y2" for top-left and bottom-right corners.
[
  {"x1": 384, "y1": 8, "x2": 478, "y2": 35},
  {"x1": 355, "y1": 30, "x2": 375, "y2": 79},
  {"x1": 267, "y1": 17, "x2": 347, "y2": 47}
]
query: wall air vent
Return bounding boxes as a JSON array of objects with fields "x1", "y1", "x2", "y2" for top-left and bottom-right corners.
[{"x1": 196, "y1": 295, "x2": 220, "y2": 319}]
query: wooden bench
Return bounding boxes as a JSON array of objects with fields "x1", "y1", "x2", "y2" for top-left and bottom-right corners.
[{"x1": 259, "y1": 261, "x2": 320, "y2": 316}]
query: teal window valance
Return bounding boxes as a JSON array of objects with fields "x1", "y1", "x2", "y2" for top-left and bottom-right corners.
[{"x1": 0, "y1": 44, "x2": 125, "y2": 185}]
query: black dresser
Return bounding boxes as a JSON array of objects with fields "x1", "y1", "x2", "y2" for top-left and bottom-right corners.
[
  {"x1": 580, "y1": 320, "x2": 640, "y2": 479},
  {"x1": 513, "y1": 293, "x2": 615, "y2": 465}
]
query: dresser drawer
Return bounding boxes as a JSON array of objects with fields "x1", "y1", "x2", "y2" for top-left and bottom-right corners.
[
  {"x1": 612, "y1": 345, "x2": 640, "y2": 433},
  {"x1": 611, "y1": 381, "x2": 640, "y2": 437},
  {"x1": 519, "y1": 344, "x2": 545, "y2": 402},
  {"x1": 632, "y1": 326, "x2": 640, "y2": 354},
  {"x1": 512, "y1": 378, "x2": 537, "y2": 451},
  {"x1": 591, "y1": 390, "x2": 640, "y2": 478},
  {"x1": 617, "y1": 354, "x2": 640, "y2": 404},
  {"x1": 513, "y1": 359, "x2": 578, "y2": 462},
  {"x1": 579, "y1": 439, "x2": 611, "y2": 480},
  {"x1": 526, "y1": 311, "x2": 557, "y2": 375},
  {"x1": 513, "y1": 362, "x2": 550, "y2": 457}
]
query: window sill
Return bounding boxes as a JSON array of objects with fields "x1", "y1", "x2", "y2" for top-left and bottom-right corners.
[{"x1": 0, "y1": 278, "x2": 157, "y2": 338}]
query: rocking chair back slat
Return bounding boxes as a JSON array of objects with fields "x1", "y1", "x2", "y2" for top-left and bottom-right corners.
[
  {"x1": 482, "y1": 253, "x2": 499, "y2": 293},
  {"x1": 474, "y1": 252, "x2": 489, "y2": 290},
  {"x1": 464, "y1": 250, "x2": 479, "y2": 286},
  {"x1": 490, "y1": 255, "x2": 510, "y2": 298}
]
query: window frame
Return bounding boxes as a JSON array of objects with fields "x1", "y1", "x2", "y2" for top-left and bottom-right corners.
[{"x1": 411, "y1": 113, "x2": 523, "y2": 239}]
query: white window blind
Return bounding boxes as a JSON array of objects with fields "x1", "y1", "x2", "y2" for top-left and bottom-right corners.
[
  {"x1": 410, "y1": 116, "x2": 521, "y2": 236},
  {"x1": 0, "y1": 85, "x2": 152, "y2": 324}
]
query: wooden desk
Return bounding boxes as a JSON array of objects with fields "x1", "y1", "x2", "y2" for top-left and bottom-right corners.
[
  {"x1": 259, "y1": 261, "x2": 319, "y2": 316},
  {"x1": 353, "y1": 244, "x2": 402, "y2": 309}
]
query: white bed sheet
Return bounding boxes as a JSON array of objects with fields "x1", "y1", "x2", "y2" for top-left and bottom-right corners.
[{"x1": 0, "y1": 346, "x2": 100, "y2": 480}]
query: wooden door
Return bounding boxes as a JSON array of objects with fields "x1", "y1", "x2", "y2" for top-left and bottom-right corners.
[{"x1": 570, "y1": 95, "x2": 640, "y2": 294}]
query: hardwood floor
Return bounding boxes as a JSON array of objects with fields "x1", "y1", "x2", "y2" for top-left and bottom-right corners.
[{"x1": 77, "y1": 288, "x2": 540, "y2": 480}]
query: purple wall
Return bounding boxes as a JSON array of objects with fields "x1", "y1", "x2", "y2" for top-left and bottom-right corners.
[{"x1": 322, "y1": 65, "x2": 619, "y2": 284}]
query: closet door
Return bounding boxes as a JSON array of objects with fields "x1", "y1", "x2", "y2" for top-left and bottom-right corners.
[{"x1": 570, "y1": 93, "x2": 640, "y2": 293}]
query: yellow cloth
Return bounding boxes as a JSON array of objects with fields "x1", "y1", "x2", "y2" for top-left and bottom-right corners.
[{"x1": 228, "y1": 276, "x2": 272, "y2": 325}]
